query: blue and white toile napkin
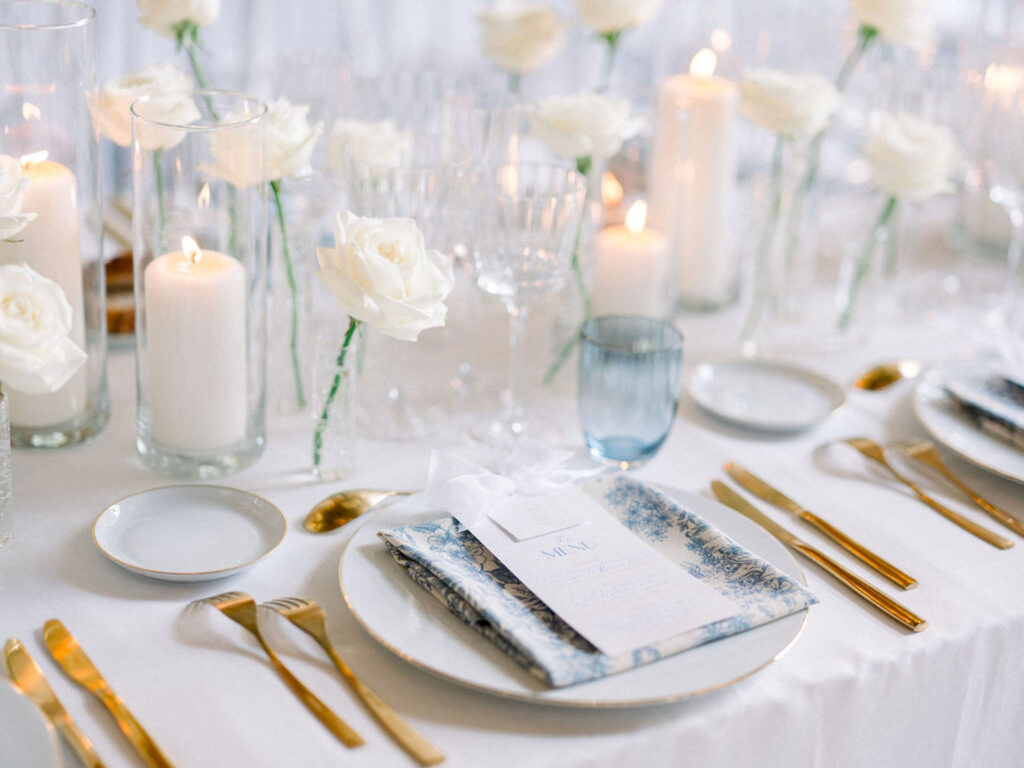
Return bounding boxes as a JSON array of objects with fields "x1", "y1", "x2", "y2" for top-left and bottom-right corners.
[
  {"x1": 377, "y1": 474, "x2": 817, "y2": 688},
  {"x1": 945, "y1": 372, "x2": 1024, "y2": 451}
]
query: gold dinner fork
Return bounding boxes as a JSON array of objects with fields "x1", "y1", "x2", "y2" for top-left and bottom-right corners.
[
  {"x1": 263, "y1": 597, "x2": 444, "y2": 766},
  {"x1": 891, "y1": 438, "x2": 1024, "y2": 538},
  {"x1": 193, "y1": 592, "x2": 363, "y2": 748}
]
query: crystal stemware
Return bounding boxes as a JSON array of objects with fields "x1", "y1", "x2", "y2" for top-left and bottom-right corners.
[{"x1": 472, "y1": 163, "x2": 586, "y2": 441}]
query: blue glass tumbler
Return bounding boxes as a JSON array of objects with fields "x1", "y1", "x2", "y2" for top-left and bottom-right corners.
[{"x1": 578, "y1": 315, "x2": 684, "y2": 468}]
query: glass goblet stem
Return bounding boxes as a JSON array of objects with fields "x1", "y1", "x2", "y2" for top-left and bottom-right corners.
[{"x1": 502, "y1": 299, "x2": 530, "y2": 436}]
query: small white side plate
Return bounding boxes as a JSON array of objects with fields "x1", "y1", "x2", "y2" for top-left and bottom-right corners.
[
  {"x1": 0, "y1": 679, "x2": 60, "y2": 768},
  {"x1": 688, "y1": 359, "x2": 846, "y2": 433},
  {"x1": 93, "y1": 485, "x2": 287, "y2": 582}
]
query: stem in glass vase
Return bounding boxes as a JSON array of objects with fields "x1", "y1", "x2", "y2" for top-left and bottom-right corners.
[
  {"x1": 154, "y1": 149, "x2": 167, "y2": 252},
  {"x1": 838, "y1": 194, "x2": 898, "y2": 331},
  {"x1": 508, "y1": 72, "x2": 521, "y2": 94},
  {"x1": 313, "y1": 318, "x2": 361, "y2": 471},
  {"x1": 270, "y1": 179, "x2": 306, "y2": 409},
  {"x1": 503, "y1": 301, "x2": 530, "y2": 436},
  {"x1": 597, "y1": 31, "x2": 621, "y2": 94}
]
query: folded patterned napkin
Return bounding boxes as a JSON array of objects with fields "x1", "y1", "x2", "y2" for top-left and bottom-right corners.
[
  {"x1": 945, "y1": 374, "x2": 1024, "y2": 451},
  {"x1": 377, "y1": 474, "x2": 817, "y2": 688}
]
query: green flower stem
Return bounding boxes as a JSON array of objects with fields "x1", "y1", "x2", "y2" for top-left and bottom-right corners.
[
  {"x1": 738, "y1": 135, "x2": 786, "y2": 350},
  {"x1": 174, "y1": 21, "x2": 218, "y2": 118},
  {"x1": 543, "y1": 155, "x2": 593, "y2": 385},
  {"x1": 270, "y1": 179, "x2": 305, "y2": 409},
  {"x1": 313, "y1": 317, "x2": 361, "y2": 471},
  {"x1": 838, "y1": 194, "x2": 898, "y2": 331},
  {"x1": 508, "y1": 72, "x2": 522, "y2": 94},
  {"x1": 154, "y1": 149, "x2": 167, "y2": 252},
  {"x1": 597, "y1": 31, "x2": 622, "y2": 93}
]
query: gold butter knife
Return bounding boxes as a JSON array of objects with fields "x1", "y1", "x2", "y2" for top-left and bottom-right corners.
[
  {"x1": 711, "y1": 481, "x2": 928, "y2": 632},
  {"x1": 43, "y1": 620, "x2": 175, "y2": 768},
  {"x1": 4, "y1": 638, "x2": 106, "y2": 768},
  {"x1": 725, "y1": 462, "x2": 918, "y2": 590}
]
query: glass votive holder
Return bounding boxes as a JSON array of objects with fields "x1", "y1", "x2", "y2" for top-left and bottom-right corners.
[
  {"x1": 131, "y1": 90, "x2": 268, "y2": 479},
  {"x1": 578, "y1": 315, "x2": 684, "y2": 469}
]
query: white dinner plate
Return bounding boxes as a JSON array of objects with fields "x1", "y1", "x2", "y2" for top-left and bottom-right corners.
[
  {"x1": 0, "y1": 678, "x2": 60, "y2": 768},
  {"x1": 688, "y1": 359, "x2": 846, "y2": 433},
  {"x1": 913, "y1": 357, "x2": 1024, "y2": 484},
  {"x1": 339, "y1": 488, "x2": 808, "y2": 708},
  {"x1": 93, "y1": 485, "x2": 287, "y2": 582}
]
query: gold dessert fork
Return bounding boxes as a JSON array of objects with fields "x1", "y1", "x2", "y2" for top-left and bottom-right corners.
[
  {"x1": 843, "y1": 437, "x2": 1013, "y2": 549},
  {"x1": 891, "y1": 438, "x2": 1024, "y2": 538},
  {"x1": 263, "y1": 597, "x2": 444, "y2": 766},
  {"x1": 193, "y1": 592, "x2": 363, "y2": 748}
]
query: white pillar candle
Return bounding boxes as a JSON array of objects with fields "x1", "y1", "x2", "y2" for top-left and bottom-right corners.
[
  {"x1": 591, "y1": 201, "x2": 671, "y2": 317},
  {"x1": 649, "y1": 48, "x2": 739, "y2": 309},
  {"x1": 0, "y1": 154, "x2": 88, "y2": 427},
  {"x1": 144, "y1": 237, "x2": 247, "y2": 452}
]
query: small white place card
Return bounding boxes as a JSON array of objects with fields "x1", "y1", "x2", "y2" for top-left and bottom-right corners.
[{"x1": 451, "y1": 485, "x2": 739, "y2": 658}]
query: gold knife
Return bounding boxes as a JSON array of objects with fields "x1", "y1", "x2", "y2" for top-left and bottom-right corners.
[
  {"x1": 724, "y1": 461, "x2": 918, "y2": 590},
  {"x1": 4, "y1": 638, "x2": 106, "y2": 768},
  {"x1": 42, "y1": 620, "x2": 175, "y2": 768},
  {"x1": 711, "y1": 481, "x2": 928, "y2": 633}
]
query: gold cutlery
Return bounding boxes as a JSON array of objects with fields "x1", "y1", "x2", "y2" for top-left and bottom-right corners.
[
  {"x1": 304, "y1": 489, "x2": 413, "y2": 533},
  {"x1": 711, "y1": 481, "x2": 928, "y2": 632},
  {"x1": 263, "y1": 597, "x2": 444, "y2": 766},
  {"x1": 725, "y1": 462, "x2": 918, "y2": 590},
  {"x1": 194, "y1": 592, "x2": 363, "y2": 748},
  {"x1": 843, "y1": 437, "x2": 1013, "y2": 550},
  {"x1": 852, "y1": 359, "x2": 922, "y2": 391},
  {"x1": 4, "y1": 638, "x2": 106, "y2": 768},
  {"x1": 892, "y1": 438, "x2": 1024, "y2": 538},
  {"x1": 42, "y1": 620, "x2": 174, "y2": 768}
]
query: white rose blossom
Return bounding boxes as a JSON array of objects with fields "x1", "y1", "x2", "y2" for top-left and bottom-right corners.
[
  {"x1": 476, "y1": 1, "x2": 568, "y2": 75},
  {"x1": 739, "y1": 69, "x2": 840, "y2": 139},
  {"x1": 0, "y1": 264, "x2": 86, "y2": 394},
  {"x1": 0, "y1": 157, "x2": 36, "y2": 241},
  {"x1": 530, "y1": 92, "x2": 641, "y2": 161},
  {"x1": 327, "y1": 119, "x2": 413, "y2": 177},
  {"x1": 137, "y1": 0, "x2": 221, "y2": 38},
  {"x1": 574, "y1": 0, "x2": 663, "y2": 34},
  {"x1": 862, "y1": 112, "x2": 959, "y2": 201},
  {"x1": 316, "y1": 211, "x2": 454, "y2": 342},
  {"x1": 201, "y1": 97, "x2": 322, "y2": 186},
  {"x1": 850, "y1": 0, "x2": 933, "y2": 52},
  {"x1": 89, "y1": 63, "x2": 197, "y2": 148}
]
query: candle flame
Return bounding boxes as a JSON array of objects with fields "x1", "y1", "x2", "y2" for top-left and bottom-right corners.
[
  {"x1": 985, "y1": 63, "x2": 1024, "y2": 99},
  {"x1": 601, "y1": 171, "x2": 624, "y2": 209},
  {"x1": 625, "y1": 200, "x2": 647, "y2": 234},
  {"x1": 710, "y1": 29, "x2": 732, "y2": 53},
  {"x1": 499, "y1": 165, "x2": 519, "y2": 196},
  {"x1": 182, "y1": 235, "x2": 202, "y2": 264},
  {"x1": 22, "y1": 102, "x2": 41, "y2": 121},
  {"x1": 197, "y1": 183, "x2": 211, "y2": 211},
  {"x1": 19, "y1": 150, "x2": 48, "y2": 169},
  {"x1": 690, "y1": 48, "x2": 717, "y2": 78}
]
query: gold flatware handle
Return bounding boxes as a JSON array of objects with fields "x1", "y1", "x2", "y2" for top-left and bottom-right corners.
[
  {"x1": 55, "y1": 713, "x2": 107, "y2": 768},
  {"x1": 931, "y1": 467, "x2": 1024, "y2": 538},
  {"x1": 98, "y1": 692, "x2": 174, "y2": 768},
  {"x1": 905, "y1": 481, "x2": 1014, "y2": 549},
  {"x1": 325, "y1": 647, "x2": 443, "y2": 765},
  {"x1": 792, "y1": 542, "x2": 928, "y2": 632},
  {"x1": 800, "y1": 511, "x2": 918, "y2": 590},
  {"x1": 258, "y1": 636, "x2": 364, "y2": 748}
]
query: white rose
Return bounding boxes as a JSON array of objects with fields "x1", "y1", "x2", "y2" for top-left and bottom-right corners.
[
  {"x1": 327, "y1": 119, "x2": 412, "y2": 176},
  {"x1": 476, "y1": 1, "x2": 568, "y2": 75},
  {"x1": 850, "y1": 0, "x2": 933, "y2": 52},
  {"x1": 574, "y1": 0, "x2": 663, "y2": 34},
  {"x1": 739, "y1": 69, "x2": 840, "y2": 138},
  {"x1": 0, "y1": 264, "x2": 86, "y2": 394},
  {"x1": 0, "y1": 156, "x2": 36, "y2": 241},
  {"x1": 137, "y1": 0, "x2": 220, "y2": 38},
  {"x1": 200, "y1": 97, "x2": 322, "y2": 186},
  {"x1": 529, "y1": 92, "x2": 641, "y2": 160},
  {"x1": 88, "y1": 62, "x2": 197, "y2": 148},
  {"x1": 862, "y1": 112, "x2": 959, "y2": 201},
  {"x1": 316, "y1": 211, "x2": 454, "y2": 342}
]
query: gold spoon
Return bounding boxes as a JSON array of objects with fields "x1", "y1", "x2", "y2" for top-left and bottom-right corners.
[
  {"x1": 304, "y1": 489, "x2": 412, "y2": 533},
  {"x1": 852, "y1": 359, "x2": 922, "y2": 391}
]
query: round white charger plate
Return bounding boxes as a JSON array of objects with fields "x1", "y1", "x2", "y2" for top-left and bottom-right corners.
[
  {"x1": 913, "y1": 357, "x2": 1024, "y2": 485},
  {"x1": 688, "y1": 359, "x2": 846, "y2": 433},
  {"x1": 0, "y1": 678, "x2": 60, "y2": 768},
  {"x1": 339, "y1": 488, "x2": 808, "y2": 708},
  {"x1": 93, "y1": 485, "x2": 287, "y2": 582}
]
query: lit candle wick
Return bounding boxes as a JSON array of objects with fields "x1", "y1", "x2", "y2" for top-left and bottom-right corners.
[
  {"x1": 625, "y1": 200, "x2": 647, "y2": 235},
  {"x1": 182, "y1": 235, "x2": 202, "y2": 265},
  {"x1": 690, "y1": 48, "x2": 717, "y2": 78},
  {"x1": 19, "y1": 150, "x2": 49, "y2": 170}
]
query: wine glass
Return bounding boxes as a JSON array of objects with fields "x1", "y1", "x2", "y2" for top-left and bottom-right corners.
[{"x1": 472, "y1": 163, "x2": 586, "y2": 441}]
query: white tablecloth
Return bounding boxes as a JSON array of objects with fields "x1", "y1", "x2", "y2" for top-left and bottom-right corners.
[{"x1": 2, "y1": 286, "x2": 1023, "y2": 768}]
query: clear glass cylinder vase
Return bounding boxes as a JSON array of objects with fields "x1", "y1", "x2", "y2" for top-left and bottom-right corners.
[
  {"x1": 131, "y1": 90, "x2": 268, "y2": 479},
  {"x1": 312, "y1": 325, "x2": 358, "y2": 481},
  {"x1": 0, "y1": 0, "x2": 109, "y2": 447}
]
